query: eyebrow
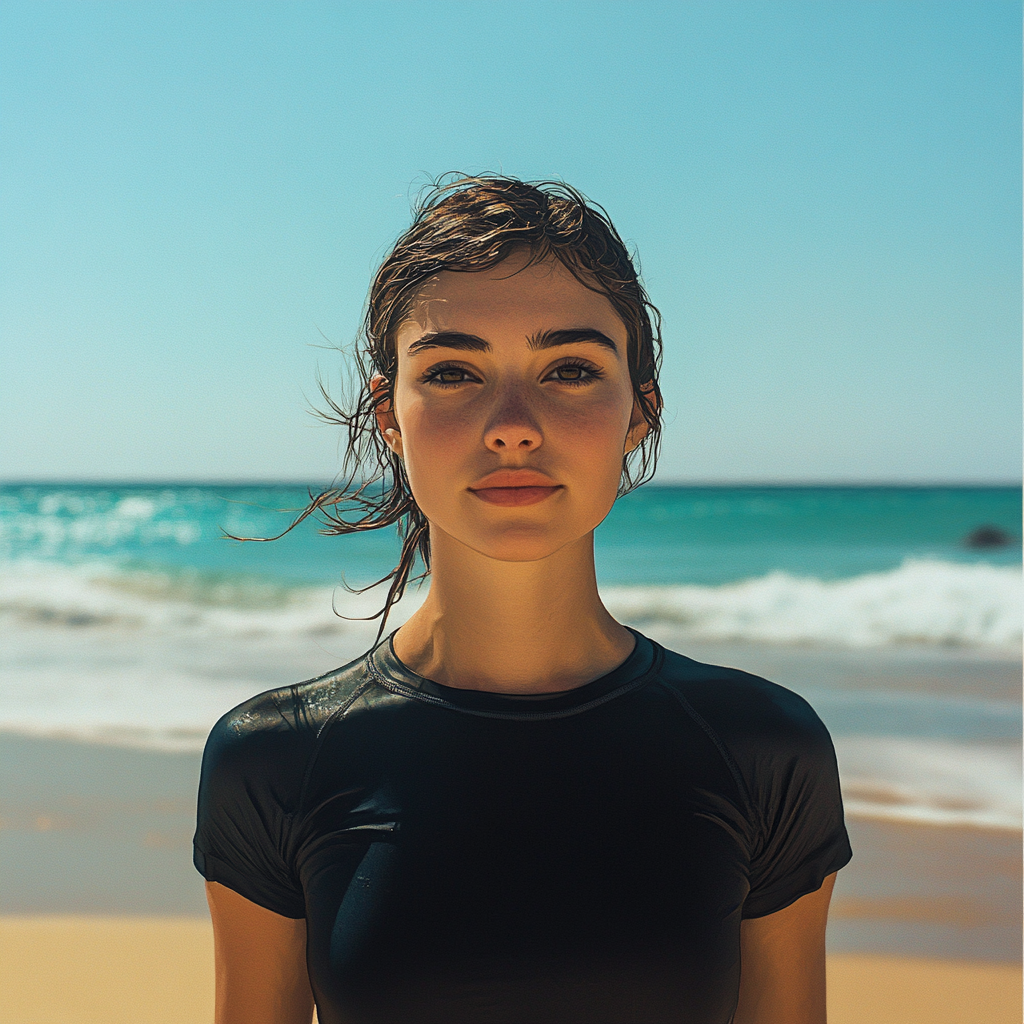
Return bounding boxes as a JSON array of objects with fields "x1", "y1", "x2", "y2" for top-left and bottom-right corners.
[{"x1": 406, "y1": 328, "x2": 618, "y2": 355}]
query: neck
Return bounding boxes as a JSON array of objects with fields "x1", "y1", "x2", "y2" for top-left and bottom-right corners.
[{"x1": 392, "y1": 527, "x2": 634, "y2": 693}]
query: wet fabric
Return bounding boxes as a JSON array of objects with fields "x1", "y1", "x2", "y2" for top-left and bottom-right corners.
[{"x1": 194, "y1": 630, "x2": 851, "y2": 1024}]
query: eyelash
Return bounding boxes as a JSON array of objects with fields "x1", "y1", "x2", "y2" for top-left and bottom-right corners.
[
  {"x1": 419, "y1": 362, "x2": 481, "y2": 388},
  {"x1": 419, "y1": 359, "x2": 604, "y2": 389},
  {"x1": 548, "y1": 359, "x2": 604, "y2": 387}
]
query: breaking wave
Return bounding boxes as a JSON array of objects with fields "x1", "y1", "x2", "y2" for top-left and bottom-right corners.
[
  {"x1": 2, "y1": 557, "x2": 1020, "y2": 650},
  {"x1": 602, "y1": 559, "x2": 1021, "y2": 651}
]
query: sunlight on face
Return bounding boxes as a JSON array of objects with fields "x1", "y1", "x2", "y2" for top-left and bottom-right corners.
[{"x1": 385, "y1": 252, "x2": 643, "y2": 562}]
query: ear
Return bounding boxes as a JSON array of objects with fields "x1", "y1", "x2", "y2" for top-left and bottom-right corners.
[
  {"x1": 624, "y1": 382, "x2": 659, "y2": 455},
  {"x1": 370, "y1": 375, "x2": 403, "y2": 458}
]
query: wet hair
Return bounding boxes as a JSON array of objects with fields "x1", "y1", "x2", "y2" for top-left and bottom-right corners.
[{"x1": 255, "y1": 174, "x2": 663, "y2": 634}]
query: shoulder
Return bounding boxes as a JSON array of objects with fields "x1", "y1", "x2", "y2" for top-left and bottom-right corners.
[
  {"x1": 652, "y1": 644, "x2": 851, "y2": 903},
  {"x1": 641, "y1": 639, "x2": 852, "y2": 913},
  {"x1": 652, "y1": 645, "x2": 836, "y2": 766},
  {"x1": 194, "y1": 655, "x2": 378, "y2": 915},
  {"x1": 200, "y1": 652, "x2": 377, "y2": 794}
]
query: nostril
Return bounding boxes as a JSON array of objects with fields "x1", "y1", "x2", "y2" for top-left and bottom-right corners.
[{"x1": 486, "y1": 426, "x2": 541, "y2": 451}]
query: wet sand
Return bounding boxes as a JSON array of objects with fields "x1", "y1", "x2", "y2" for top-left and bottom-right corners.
[
  {"x1": 1, "y1": 916, "x2": 1019, "y2": 1024},
  {"x1": 830, "y1": 818, "x2": 1021, "y2": 961},
  {"x1": 1, "y1": 729, "x2": 1021, "y2": 960}
]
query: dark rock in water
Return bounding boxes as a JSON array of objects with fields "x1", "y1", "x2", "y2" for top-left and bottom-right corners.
[{"x1": 963, "y1": 525, "x2": 1015, "y2": 549}]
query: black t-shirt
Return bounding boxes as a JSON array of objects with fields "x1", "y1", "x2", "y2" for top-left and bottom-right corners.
[{"x1": 194, "y1": 630, "x2": 851, "y2": 1024}]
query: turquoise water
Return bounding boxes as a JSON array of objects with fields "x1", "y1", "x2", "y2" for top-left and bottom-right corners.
[
  {"x1": 597, "y1": 486, "x2": 1021, "y2": 584},
  {"x1": 1, "y1": 483, "x2": 1019, "y2": 587}
]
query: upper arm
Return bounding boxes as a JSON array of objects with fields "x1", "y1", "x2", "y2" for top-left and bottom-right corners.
[
  {"x1": 206, "y1": 881, "x2": 315, "y2": 1024},
  {"x1": 733, "y1": 871, "x2": 837, "y2": 1024},
  {"x1": 194, "y1": 703, "x2": 310, "y2": 921}
]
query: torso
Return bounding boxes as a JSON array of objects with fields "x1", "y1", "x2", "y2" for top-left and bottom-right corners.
[{"x1": 195, "y1": 631, "x2": 851, "y2": 1024}]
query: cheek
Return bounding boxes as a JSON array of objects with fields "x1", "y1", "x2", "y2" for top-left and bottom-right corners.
[
  {"x1": 400, "y1": 397, "x2": 476, "y2": 454},
  {"x1": 393, "y1": 395, "x2": 474, "y2": 498},
  {"x1": 548, "y1": 392, "x2": 633, "y2": 467}
]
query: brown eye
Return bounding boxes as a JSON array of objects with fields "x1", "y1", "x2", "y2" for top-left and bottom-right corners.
[
  {"x1": 420, "y1": 363, "x2": 481, "y2": 387},
  {"x1": 556, "y1": 365, "x2": 584, "y2": 380},
  {"x1": 423, "y1": 365, "x2": 476, "y2": 386},
  {"x1": 548, "y1": 362, "x2": 601, "y2": 385}
]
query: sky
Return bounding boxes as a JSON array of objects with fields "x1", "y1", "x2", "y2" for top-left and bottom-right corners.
[{"x1": 1, "y1": 1, "x2": 1020, "y2": 484}]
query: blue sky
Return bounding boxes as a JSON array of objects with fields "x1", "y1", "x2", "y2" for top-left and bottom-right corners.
[{"x1": 1, "y1": 1, "x2": 1020, "y2": 483}]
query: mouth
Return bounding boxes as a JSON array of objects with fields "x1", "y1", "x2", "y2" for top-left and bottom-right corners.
[{"x1": 468, "y1": 470, "x2": 563, "y2": 508}]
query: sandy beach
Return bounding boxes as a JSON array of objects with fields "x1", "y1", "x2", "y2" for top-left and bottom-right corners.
[{"x1": 1, "y1": 915, "x2": 1019, "y2": 1024}]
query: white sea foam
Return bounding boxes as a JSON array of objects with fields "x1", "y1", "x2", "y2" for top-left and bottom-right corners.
[
  {"x1": 834, "y1": 736, "x2": 1022, "y2": 831},
  {"x1": 0, "y1": 559, "x2": 419, "y2": 637},
  {"x1": 603, "y1": 559, "x2": 1022, "y2": 651},
  {"x1": 0, "y1": 488, "x2": 204, "y2": 555},
  {"x1": 2, "y1": 557, "x2": 1020, "y2": 650}
]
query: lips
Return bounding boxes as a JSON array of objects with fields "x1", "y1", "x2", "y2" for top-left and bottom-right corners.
[{"x1": 468, "y1": 470, "x2": 563, "y2": 507}]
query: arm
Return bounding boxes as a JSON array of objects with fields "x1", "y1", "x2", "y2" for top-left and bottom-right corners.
[
  {"x1": 732, "y1": 871, "x2": 837, "y2": 1024},
  {"x1": 206, "y1": 881, "x2": 315, "y2": 1024}
]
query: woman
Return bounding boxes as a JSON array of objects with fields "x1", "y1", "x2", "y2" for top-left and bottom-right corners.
[{"x1": 194, "y1": 176, "x2": 852, "y2": 1024}]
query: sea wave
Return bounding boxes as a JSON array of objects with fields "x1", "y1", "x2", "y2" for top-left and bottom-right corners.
[
  {"x1": 603, "y1": 559, "x2": 1022, "y2": 650},
  {"x1": 834, "y1": 736, "x2": 1022, "y2": 831},
  {"x1": 1, "y1": 557, "x2": 1020, "y2": 650},
  {"x1": 0, "y1": 559, "x2": 401, "y2": 637},
  {"x1": 0, "y1": 489, "x2": 206, "y2": 555}
]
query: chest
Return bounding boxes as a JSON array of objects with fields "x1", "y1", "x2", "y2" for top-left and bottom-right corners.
[{"x1": 293, "y1": 709, "x2": 752, "y2": 1023}]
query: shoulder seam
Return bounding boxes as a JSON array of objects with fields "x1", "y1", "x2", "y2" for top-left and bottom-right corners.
[
  {"x1": 294, "y1": 676, "x2": 378, "y2": 824},
  {"x1": 655, "y1": 676, "x2": 760, "y2": 834}
]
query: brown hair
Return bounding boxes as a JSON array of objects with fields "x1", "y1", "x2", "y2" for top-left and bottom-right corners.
[{"x1": 253, "y1": 174, "x2": 663, "y2": 634}]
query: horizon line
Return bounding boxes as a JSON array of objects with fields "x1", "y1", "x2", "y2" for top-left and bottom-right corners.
[{"x1": 1, "y1": 477, "x2": 1020, "y2": 490}]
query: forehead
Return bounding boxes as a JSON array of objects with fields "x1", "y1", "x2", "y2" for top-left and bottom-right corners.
[{"x1": 398, "y1": 254, "x2": 627, "y2": 342}]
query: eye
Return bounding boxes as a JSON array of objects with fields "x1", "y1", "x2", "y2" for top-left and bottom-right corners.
[
  {"x1": 545, "y1": 360, "x2": 603, "y2": 386},
  {"x1": 421, "y1": 363, "x2": 480, "y2": 388}
]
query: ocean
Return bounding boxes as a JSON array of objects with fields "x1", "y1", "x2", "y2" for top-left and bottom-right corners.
[{"x1": 1, "y1": 482, "x2": 1020, "y2": 834}]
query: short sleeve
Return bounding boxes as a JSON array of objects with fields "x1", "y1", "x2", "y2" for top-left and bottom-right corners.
[
  {"x1": 742, "y1": 690, "x2": 852, "y2": 919},
  {"x1": 193, "y1": 696, "x2": 310, "y2": 919}
]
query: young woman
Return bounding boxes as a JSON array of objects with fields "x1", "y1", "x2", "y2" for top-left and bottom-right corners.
[{"x1": 194, "y1": 176, "x2": 852, "y2": 1024}]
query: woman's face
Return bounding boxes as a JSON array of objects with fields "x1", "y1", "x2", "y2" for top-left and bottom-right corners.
[{"x1": 381, "y1": 251, "x2": 646, "y2": 563}]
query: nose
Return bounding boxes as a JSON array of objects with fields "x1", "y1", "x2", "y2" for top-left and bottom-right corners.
[{"x1": 483, "y1": 388, "x2": 543, "y2": 452}]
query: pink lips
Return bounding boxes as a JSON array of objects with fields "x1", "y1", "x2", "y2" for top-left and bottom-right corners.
[{"x1": 468, "y1": 470, "x2": 563, "y2": 507}]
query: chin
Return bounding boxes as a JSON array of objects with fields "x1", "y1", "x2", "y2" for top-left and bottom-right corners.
[
  {"x1": 467, "y1": 525, "x2": 589, "y2": 563},
  {"x1": 482, "y1": 544, "x2": 566, "y2": 563}
]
